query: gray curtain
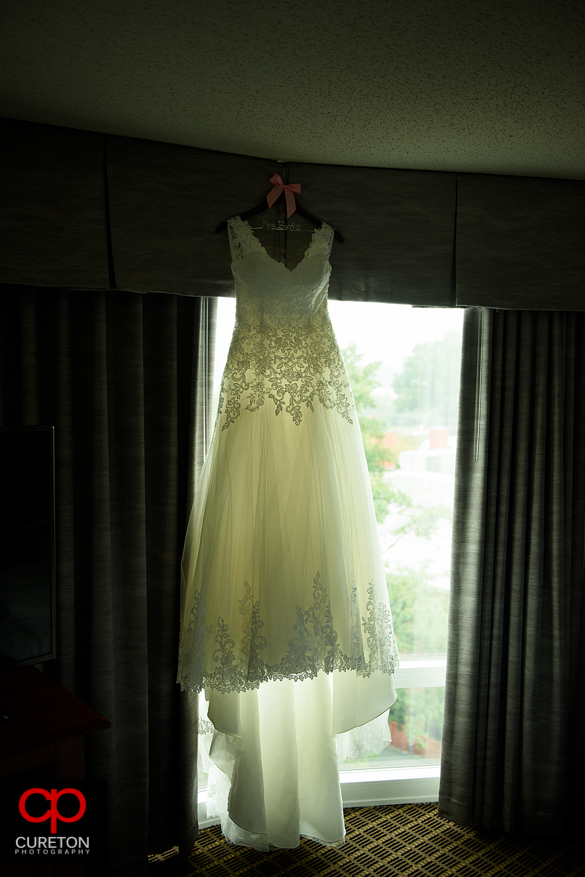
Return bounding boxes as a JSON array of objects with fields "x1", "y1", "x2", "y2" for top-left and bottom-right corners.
[
  {"x1": 439, "y1": 308, "x2": 585, "y2": 836},
  {"x1": 454, "y1": 175, "x2": 585, "y2": 310},
  {"x1": 0, "y1": 286, "x2": 217, "y2": 874}
]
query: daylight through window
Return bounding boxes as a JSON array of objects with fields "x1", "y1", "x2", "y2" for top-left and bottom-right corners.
[{"x1": 199, "y1": 298, "x2": 464, "y2": 800}]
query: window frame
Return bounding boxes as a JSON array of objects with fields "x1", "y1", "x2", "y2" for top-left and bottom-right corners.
[{"x1": 198, "y1": 298, "x2": 460, "y2": 824}]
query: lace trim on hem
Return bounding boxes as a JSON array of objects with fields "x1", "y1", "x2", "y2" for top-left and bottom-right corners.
[
  {"x1": 177, "y1": 572, "x2": 400, "y2": 695},
  {"x1": 178, "y1": 655, "x2": 399, "y2": 696}
]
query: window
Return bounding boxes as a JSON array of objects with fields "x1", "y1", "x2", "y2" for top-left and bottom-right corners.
[{"x1": 198, "y1": 297, "x2": 463, "y2": 820}]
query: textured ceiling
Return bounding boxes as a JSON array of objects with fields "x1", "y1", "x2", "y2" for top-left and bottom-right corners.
[{"x1": 1, "y1": 0, "x2": 584, "y2": 178}]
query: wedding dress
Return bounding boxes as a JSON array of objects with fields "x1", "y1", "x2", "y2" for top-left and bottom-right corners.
[{"x1": 177, "y1": 216, "x2": 399, "y2": 850}]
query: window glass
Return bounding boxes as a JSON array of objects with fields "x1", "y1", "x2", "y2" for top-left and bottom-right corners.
[
  {"x1": 328, "y1": 300, "x2": 463, "y2": 767},
  {"x1": 199, "y1": 297, "x2": 463, "y2": 784}
]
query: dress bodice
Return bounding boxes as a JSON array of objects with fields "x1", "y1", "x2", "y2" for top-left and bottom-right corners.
[
  {"x1": 216, "y1": 217, "x2": 354, "y2": 431},
  {"x1": 227, "y1": 216, "x2": 335, "y2": 325}
]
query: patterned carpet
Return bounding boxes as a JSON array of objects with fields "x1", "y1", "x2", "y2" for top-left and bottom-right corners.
[{"x1": 149, "y1": 803, "x2": 585, "y2": 876}]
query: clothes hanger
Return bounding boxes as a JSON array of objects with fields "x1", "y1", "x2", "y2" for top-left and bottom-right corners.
[{"x1": 215, "y1": 166, "x2": 344, "y2": 243}]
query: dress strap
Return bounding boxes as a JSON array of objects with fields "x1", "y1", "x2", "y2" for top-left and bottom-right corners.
[
  {"x1": 227, "y1": 217, "x2": 267, "y2": 263},
  {"x1": 306, "y1": 223, "x2": 335, "y2": 260},
  {"x1": 226, "y1": 217, "x2": 242, "y2": 263},
  {"x1": 324, "y1": 223, "x2": 335, "y2": 257}
]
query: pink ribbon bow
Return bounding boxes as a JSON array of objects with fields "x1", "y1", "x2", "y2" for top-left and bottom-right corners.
[{"x1": 266, "y1": 173, "x2": 301, "y2": 218}]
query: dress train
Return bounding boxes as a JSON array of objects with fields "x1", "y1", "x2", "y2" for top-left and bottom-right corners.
[{"x1": 200, "y1": 670, "x2": 396, "y2": 850}]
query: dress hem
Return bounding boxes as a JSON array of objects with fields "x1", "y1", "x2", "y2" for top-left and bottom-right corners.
[{"x1": 176, "y1": 659, "x2": 399, "y2": 696}]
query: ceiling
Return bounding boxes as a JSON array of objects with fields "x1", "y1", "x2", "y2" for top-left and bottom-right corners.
[{"x1": 1, "y1": 0, "x2": 584, "y2": 179}]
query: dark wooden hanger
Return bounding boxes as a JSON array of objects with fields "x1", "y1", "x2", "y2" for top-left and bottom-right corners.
[{"x1": 214, "y1": 169, "x2": 344, "y2": 243}]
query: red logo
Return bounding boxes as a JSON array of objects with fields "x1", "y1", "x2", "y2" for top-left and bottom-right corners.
[{"x1": 19, "y1": 788, "x2": 87, "y2": 834}]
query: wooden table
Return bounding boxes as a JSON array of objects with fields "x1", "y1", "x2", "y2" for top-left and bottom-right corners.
[{"x1": 0, "y1": 665, "x2": 110, "y2": 877}]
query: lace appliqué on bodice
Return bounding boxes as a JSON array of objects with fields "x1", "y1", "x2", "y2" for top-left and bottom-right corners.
[{"x1": 216, "y1": 217, "x2": 354, "y2": 430}]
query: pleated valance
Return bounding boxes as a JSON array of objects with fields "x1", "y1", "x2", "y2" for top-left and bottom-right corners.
[
  {"x1": 1, "y1": 117, "x2": 584, "y2": 309},
  {"x1": 0, "y1": 119, "x2": 110, "y2": 289},
  {"x1": 455, "y1": 174, "x2": 585, "y2": 310}
]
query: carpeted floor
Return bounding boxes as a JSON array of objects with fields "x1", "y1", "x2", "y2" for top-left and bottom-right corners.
[{"x1": 149, "y1": 803, "x2": 585, "y2": 876}]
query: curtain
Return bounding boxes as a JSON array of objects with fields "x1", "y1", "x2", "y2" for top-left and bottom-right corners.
[
  {"x1": 0, "y1": 286, "x2": 217, "y2": 874},
  {"x1": 0, "y1": 119, "x2": 110, "y2": 289},
  {"x1": 454, "y1": 174, "x2": 585, "y2": 310},
  {"x1": 0, "y1": 116, "x2": 452, "y2": 307},
  {"x1": 3, "y1": 117, "x2": 584, "y2": 310},
  {"x1": 439, "y1": 308, "x2": 585, "y2": 836},
  {"x1": 105, "y1": 132, "x2": 458, "y2": 305}
]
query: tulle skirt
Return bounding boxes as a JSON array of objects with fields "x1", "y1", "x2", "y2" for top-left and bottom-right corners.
[{"x1": 177, "y1": 395, "x2": 399, "y2": 848}]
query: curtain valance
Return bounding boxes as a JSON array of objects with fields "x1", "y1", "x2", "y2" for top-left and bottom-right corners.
[
  {"x1": 455, "y1": 174, "x2": 585, "y2": 310},
  {"x1": 0, "y1": 119, "x2": 110, "y2": 289},
  {"x1": 1, "y1": 117, "x2": 583, "y2": 309}
]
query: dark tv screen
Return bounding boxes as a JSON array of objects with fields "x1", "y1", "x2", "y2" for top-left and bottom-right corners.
[{"x1": 0, "y1": 426, "x2": 56, "y2": 670}]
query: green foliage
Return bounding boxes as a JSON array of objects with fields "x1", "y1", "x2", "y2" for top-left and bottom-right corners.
[
  {"x1": 342, "y1": 343, "x2": 384, "y2": 411},
  {"x1": 368, "y1": 472, "x2": 396, "y2": 524},
  {"x1": 386, "y1": 563, "x2": 449, "y2": 656},
  {"x1": 385, "y1": 563, "x2": 449, "y2": 746},
  {"x1": 360, "y1": 416, "x2": 399, "y2": 473},
  {"x1": 339, "y1": 340, "x2": 456, "y2": 759},
  {"x1": 342, "y1": 344, "x2": 397, "y2": 521},
  {"x1": 388, "y1": 687, "x2": 446, "y2": 746},
  {"x1": 387, "y1": 503, "x2": 452, "y2": 550},
  {"x1": 386, "y1": 565, "x2": 416, "y2": 655},
  {"x1": 392, "y1": 330, "x2": 462, "y2": 430},
  {"x1": 341, "y1": 343, "x2": 451, "y2": 535}
]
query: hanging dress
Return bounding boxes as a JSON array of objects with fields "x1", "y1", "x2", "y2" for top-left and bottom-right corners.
[{"x1": 177, "y1": 216, "x2": 400, "y2": 850}]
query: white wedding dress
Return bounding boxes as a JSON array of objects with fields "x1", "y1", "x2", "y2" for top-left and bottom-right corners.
[{"x1": 177, "y1": 217, "x2": 399, "y2": 850}]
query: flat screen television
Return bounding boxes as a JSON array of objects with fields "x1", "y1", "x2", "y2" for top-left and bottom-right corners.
[{"x1": 0, "y1": 425, "x2": 57, "y2": 671}]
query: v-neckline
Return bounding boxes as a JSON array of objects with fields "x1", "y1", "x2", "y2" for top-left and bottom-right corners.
[{"x1": 237, "y1": 217, "x2": 328, "y2": 274}]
